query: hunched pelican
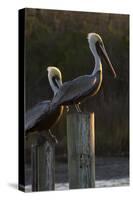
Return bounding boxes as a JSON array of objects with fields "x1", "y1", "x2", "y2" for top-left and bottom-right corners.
[
  {"x1": 51, "y1": 33, "x2": 116, "y2": 111},
  {"x1": 25, "y1": 66, "x2": 64, "y2": 143}
]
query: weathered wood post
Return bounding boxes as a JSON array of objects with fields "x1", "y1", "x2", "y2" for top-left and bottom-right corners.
[
  {"x1": 31, "y1": 136, "x2": 55, "y2": 191},
  {"x1": 67, "y1": 112, "x2": 95, "y2": 189}
]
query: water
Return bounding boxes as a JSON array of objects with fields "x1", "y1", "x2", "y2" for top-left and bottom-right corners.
[{"x1": 25, "y1": 177, "x2": 129, "y2": 192}]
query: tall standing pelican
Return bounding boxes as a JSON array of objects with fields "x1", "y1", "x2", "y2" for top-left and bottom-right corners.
[
  {"x1": 25, "y1": 66, "x2": 64, "y2": 143},
  {"x1": 52, "y1": 33, "x2": 116, "y2": 111}
]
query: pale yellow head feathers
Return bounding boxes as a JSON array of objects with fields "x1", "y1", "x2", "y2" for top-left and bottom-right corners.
[
  {"x1": 88, "y1": 33, "x2": 103, "y2": 45},
  {"x1": 47, "y1": 66, "x2": 62, "y2": 81},
  {"x1": 47, "y1": 66, "x2": 62, "y2": 95}
]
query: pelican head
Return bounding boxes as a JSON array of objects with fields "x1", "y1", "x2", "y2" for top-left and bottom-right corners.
[
  {"x1": 47, "y1": 66, "x2": 62, "y2": 95},
  {"x1": 88, "y1": 33, "x2": 103, "y2": 45},
  {"x1": 88, "y1": 33, "x2": 116, "y2": 78}
]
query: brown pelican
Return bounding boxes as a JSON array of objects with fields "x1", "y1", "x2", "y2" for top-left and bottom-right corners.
[
  {"x1": 51, "y1": 33, "x2": 116, "y2": 111},
  {"x1": 25, "y1": 66, "x2": 64, "y2": 143}
]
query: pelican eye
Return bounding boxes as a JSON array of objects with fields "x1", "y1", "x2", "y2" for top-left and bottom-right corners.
[{"x1": 96, "y1": 40, "x2": 103, "y2": 46}]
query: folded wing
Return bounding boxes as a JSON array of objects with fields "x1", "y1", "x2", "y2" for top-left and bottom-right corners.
[{"x1": 52, "y1": 72, "x2": 99, "y2": 106}]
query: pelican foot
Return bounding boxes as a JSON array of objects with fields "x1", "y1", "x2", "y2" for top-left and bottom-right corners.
[
  {"x1": 48, "y1": 130, "x2": 58, "y2": 144},
  {"x1": 66, "y1": 106, "x2": 69, "y2": 112},
  {"x1": 75, "y1": 104, "x2": 82, "y2": 112}
]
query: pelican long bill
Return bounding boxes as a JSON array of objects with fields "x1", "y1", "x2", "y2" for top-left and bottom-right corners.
[{"x1": 96, "y1": 41, "x2": 117, "y2": 78}]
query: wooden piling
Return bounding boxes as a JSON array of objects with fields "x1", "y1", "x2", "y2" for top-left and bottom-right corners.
[
  {"x1": 31, "y1": 139, "x2": 55, "y2": 191},
  {"x1": 67, "y1": 112, "x2": 95, "y2": 189}
]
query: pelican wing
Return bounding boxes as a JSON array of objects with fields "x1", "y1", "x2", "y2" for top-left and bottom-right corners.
[
  {"x1": 25, "y1": 100, "x2": 51, "y2": 132},
  {"x1": 52, "y1": 73, "x2": 99, "y2": 106}
]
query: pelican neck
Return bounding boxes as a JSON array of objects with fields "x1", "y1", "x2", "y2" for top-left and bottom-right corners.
[{"x1": 90, "y1": 43, "x2": 102, "y2": 75}]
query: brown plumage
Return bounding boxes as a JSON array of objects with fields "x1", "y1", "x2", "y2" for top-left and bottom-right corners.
[{"x1": 25, "y1": 66, "x2": 64, "y2": 143}]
